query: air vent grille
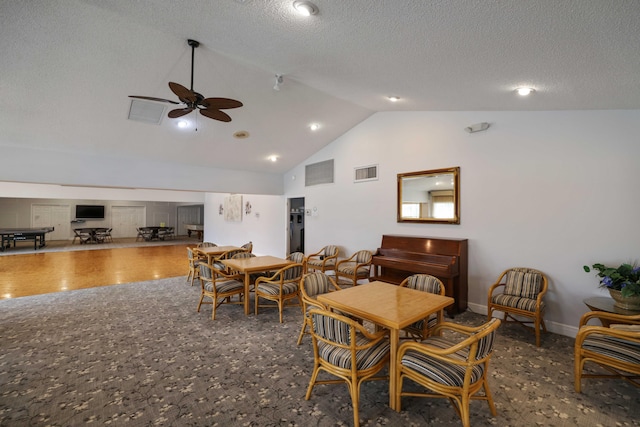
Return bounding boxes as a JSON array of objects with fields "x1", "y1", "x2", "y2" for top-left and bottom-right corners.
[
  {"x1": 305, "y1": 159, "x2": 334, "y2": 187},
  {"x1": 128, "y1": 99, "x2": 166, "y2": 125},
  {"x1": 354, "y1": 164, "x2": 378, "y2": 182}
]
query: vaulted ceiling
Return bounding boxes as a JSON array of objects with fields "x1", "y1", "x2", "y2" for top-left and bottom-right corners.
[{"x1": 2, "y1": 1, "x2": 639, "y2": 175}]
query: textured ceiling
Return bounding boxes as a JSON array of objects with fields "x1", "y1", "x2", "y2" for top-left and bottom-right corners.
[{"x1": 1, "y1": 0, "x2": 639, "y2": 175}]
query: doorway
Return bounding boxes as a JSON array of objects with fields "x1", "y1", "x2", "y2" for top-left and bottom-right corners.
[
  {"x1": 288, "y1": 197, "x2": 305, "y2": 254},
  {"x1": 111, "y1": 206, "x2": 145, "y2": 238},
  {"x1": 31, "y1": 204, "x2": 70, "y2": 241}
]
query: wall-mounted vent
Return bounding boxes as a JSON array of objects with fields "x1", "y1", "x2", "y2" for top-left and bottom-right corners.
[
  {"x1": 128, "y1": 99, "x2": 166, "y2": 125},
  {"x1": 305, "y1": 159, "x2": 334, "y2": 187},
  {"x1": 354, "y1": 164, "x2": 378, "y2": 182}
]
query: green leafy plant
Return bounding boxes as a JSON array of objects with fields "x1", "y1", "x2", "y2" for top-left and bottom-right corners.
[{"x1": 583, "y1": 263, "x2": 640, "y2": 297}]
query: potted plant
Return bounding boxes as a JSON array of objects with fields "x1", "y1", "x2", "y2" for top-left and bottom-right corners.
[{"x1": 583, "y1": 262, "x2": 640, "y2": 310}]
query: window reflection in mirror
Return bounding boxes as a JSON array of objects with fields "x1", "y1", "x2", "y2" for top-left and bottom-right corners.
[{"x1": 397, "y1": 167, "x2": 460, "y2": 224}]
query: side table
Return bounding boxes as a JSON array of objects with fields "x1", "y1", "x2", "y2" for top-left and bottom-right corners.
[{"x1": 583, "y1": 296, "x2": 640, "y2": 326}]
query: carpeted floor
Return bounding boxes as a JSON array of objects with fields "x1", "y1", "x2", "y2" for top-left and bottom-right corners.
[{"x1": 0, "y1": 277, "x2": 638, "y2": 426}]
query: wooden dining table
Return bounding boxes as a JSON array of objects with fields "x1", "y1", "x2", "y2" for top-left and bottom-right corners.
[
  {"x1": 222, "y1": 255, "x2": 294, "y2": 315},
  {"x1": 193, "y1": 245, "x2": 243, "y2": 264},
  {"x1": 317, "y1": 280, "x2": 454, "y2": 411}
]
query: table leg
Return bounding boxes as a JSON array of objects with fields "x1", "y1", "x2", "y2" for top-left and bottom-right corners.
[
  {"x1": 389, "y1": 328, "x2": 399, "y2": 410},
  {"x1": 244, "y1": 272, "x2": 251, "y2": 315}
]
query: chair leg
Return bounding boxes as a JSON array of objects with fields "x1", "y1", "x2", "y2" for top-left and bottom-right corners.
[
  {"x1": 305, "y1": 364, "x2": 321, "y2": 400},
  {"x1": 297, "y1": 318, "x2": 308, "y2": 345},
  {"x1": 483, "y1": 378, "x2": 497, "y2": 416},
  {"x1": 350, "y1": 378, "x2": 361, "y2": 427}
]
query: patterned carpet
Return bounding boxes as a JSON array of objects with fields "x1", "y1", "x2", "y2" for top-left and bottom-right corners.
[{"x1": 0, "y1": 277, "x2": 638, "y2": 426}]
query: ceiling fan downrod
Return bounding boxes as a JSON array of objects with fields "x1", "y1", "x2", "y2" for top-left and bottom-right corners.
[{"x1": 187, "y1": 39, "x2": 199, "y2": 92}]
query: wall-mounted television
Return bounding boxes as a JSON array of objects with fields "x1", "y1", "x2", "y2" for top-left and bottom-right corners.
[{"x1": 75, "y1": 205, "x2": 105, "y2": 219}]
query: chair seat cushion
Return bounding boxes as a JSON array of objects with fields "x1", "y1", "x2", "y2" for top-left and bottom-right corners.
[
  {"x1": 318, "y1": 336, "x2": 390, "y2": 370},
  {"x1": 212, "y1": 262, "x2": 227, "y2": 271},
  {"x1": 257, "y1": 281, "x2": 299, "y2": 295},
  {"x1": 204, "y1": 279, "x2": 244, "y2": 294},
  {"x1": 583, "y1": 334, "x2": 640, "y2": 365},
  {"x1": 492, "y1": 293, "x2": 545, "y2": 312},
  {"x1": 336, "y1": 262, "x2": 369, "y2": 277},
  {"x1": 404, "y1": 314, "x2": 438, "y2": 333},
  {"x1": 307, "y1": 258, "x2": 336, "y2": 268},
  {"x1": 401, "y1": 337, "x2": 483, "y2": 387}
]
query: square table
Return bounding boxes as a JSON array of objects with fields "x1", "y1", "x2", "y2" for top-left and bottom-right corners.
[
  {"x1": 194, "y1": 245, "x2": 243, "y2": 264},
  {"x1": 317, "y1": 280, "x2": 454, "y2": 410},
  {"x1": 222, "y1": 255, "x2": 294, "y2": 315}
]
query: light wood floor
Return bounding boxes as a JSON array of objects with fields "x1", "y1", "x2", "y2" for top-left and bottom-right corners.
[{"x1": 0, "y1": 244, "x2": 191, "y2": 299}]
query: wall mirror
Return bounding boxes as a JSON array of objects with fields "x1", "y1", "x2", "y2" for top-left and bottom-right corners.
[{"x1": 397, "y1": 167, "x2": 460, "y2": 224}]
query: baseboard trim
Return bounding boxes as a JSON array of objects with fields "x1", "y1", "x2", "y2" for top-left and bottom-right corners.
[{"x1": 467, "y1": 302, "x2": 579, "y2": 339}]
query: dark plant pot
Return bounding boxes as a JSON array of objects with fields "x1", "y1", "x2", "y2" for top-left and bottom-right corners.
[{"x1": 609, "y1": 289, "x2": 640, "y2": 311}]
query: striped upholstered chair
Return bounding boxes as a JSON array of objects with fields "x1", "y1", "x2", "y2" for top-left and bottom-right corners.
[
  {"x1": 306, "y1": 309, "x2": 390, "y2": 427},
  {"x1": 399, "y1": 274, "x2": 446, "y2": 340},
  {"x1": 196, "y1": 263, "x2": 245, "y2": 320},
  {"x1": 334, "y1": 249, "x2": 373, "y2": 287},
  {"x1": 395, "y1": 318, "x2": 501, "y2": 427},
  {"x1": 186, "y1": 247, "x2": 202, "y2": 286},
  {"x1": 254, "y1": 263, "x2": 304, "y2": 323},
  {"x1": 305, "y1": 245, "x2": 339, "y2": 274},
  {"x1": 574, "y1": 311, "x2": 640, "y2": 392},
  {"x1": 487, "y1": 267, "x2": 548, "y2": 346},
  {"x1": 297, "y1": 272, "x2": 342, "y2": 345}
]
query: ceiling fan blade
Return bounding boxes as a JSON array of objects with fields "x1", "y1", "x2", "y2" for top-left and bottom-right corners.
[
  {"x1": 200, "y1": 109, "x2": 232, "y2": 122},
  {"x1": 168, "y1": 82, "x2": 197, "y2": 103},
  {"x1": 201, "y1": 97, "x2": 243, "y2": 110},
  {"x1": 129, "y1": 95, "x2": 180, "y2": 105},
  {"x1": 168, "y1": 108, "x2": 194, "y2": 118}
]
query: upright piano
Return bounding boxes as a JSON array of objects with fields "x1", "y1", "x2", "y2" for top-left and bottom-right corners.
[{"x1": 371, "y1": 235, "x2": 468, "y2": 315}]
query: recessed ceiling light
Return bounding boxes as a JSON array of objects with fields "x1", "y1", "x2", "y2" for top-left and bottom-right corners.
[
  {"x1": 516, "y1": 87, "x2": 535, "y2": 96},
  {"x1": 388, "y1": 96, "x2": 400, "y2": 102},
  {"x1": 293, "y1": 1, "x2": 318, "y2": 16},
  {"x1": 268, "y1": 155, "x2": 278, "y2": 162},
  {"x1": 309, "y1": 123, "x2": 320, "y2": 131}
]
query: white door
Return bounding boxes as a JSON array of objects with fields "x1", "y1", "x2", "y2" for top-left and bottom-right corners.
[
  {"x1": 111, "y1": 206, "x2": 145, "y2": 238},
  {"x1": 177, "y1": 205, "x2": 203, "y2": 236},
  {"x1": 32, "y1": 204, "x2": 71, "y2": 241}
]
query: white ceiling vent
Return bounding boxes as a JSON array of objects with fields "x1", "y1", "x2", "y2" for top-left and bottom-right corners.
[
  {"x1": 354, "y1": 164, "x2": 378, "y2": 182},
  {"x1": 305, "y1": 159, "x2": 334, "y2": 187},
  {"x1": 128, "y1": 99, "x2": 166, "y2": 125}
]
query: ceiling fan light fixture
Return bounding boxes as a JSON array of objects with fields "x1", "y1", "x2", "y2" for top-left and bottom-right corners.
[
  {"x1": 129, "y1": 38, "x2": 243, "y2": 123},
  {"x1": 293, "y1": 1, "x2": 318, "y2": 16},
  {"x1": 177, "y1": 120, "x2": 188, "y2": 128},
  {"x1": 388, "y1": 96, "x2": 400, "y2": 102},
  {"x1": 268, "y1": 155, "x2": 278, "y2": 162},
  {"x1": 309, "y1": 123, "x2": 320, "y2": 131}
]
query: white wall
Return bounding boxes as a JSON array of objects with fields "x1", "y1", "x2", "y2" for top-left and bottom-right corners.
[
  {"x1": 203, "y1": 193, "x2": 287, "y2": 257},
  {"x1": 284, "y1": 110, "x2": 640, "y2": 336},
  {"x1": 0, "y1": 182, "x2": 206, "y2": 203},
  {"x1": 1, "y1": 146, "x2": 284, "y2": 195}
]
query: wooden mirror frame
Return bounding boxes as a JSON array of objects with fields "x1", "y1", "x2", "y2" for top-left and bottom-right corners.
[{"x1": 397, "y1": 167, "x2": 460, "y2": 224}]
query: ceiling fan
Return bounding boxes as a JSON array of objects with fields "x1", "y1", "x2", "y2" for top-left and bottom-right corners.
[{"x1": 129, "y1": 39, "x2": 242, "y2": 122}]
